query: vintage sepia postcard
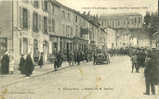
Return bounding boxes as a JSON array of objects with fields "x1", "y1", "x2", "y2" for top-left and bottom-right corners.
[{"x1": 0, "y1": 0, "x2": 158, "y2": 99}]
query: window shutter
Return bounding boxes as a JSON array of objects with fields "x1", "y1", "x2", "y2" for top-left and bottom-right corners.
[
  {"x1": 19, "y1": 7, "x2": 23, "y2": 28},
  {"x1": 42, "y1": 16, "x2": 44, "y2": 33},
  {"x1": 38, "y1": 15, "x2": 41, "y2": 32},
  {"x1": 47, "y1": 17, "x2": 49, "y2": 33},
  {"x1": 32, "y1": 12, "x2": 34, "y2": 32},
  {"x1": 28, "y1": 10, "x2": 30, "y2": 31},
  {"x1": 42, "y1": 0, "x2": 44, "y2": 10},
  {"x1": 19, "y1": 38, "x2": 22, "y2": 54}
]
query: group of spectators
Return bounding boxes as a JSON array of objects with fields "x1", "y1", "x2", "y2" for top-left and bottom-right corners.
[
  {"x1": 0, "y1": 52, "x2": 36, "y2": 77},
  {"x1": 108, "y1": 48, "x2": 130, "y2": 56},
  {"x1": 0, "y1": 49, "x2": 92, "y2": 76},
  {"x1": 130, "y1": 47, "x2": 159, "y2": 95},
  {"x1": 53, "y1": 50, "x2": 91, "y2": 71}
]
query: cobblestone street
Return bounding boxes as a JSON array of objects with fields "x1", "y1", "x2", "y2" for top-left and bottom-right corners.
[{"x1": 0, "y1": 56, "x2": 158, "y2": 99}]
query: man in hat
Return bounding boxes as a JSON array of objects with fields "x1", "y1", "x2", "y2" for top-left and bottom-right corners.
[{"x1": 144, "y1": 49, "x2": 156, "y2": 95}]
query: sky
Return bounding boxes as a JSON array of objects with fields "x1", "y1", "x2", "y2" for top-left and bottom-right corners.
[{"x1": 57, "y1": 0, "x2": 158, "y2": 16}]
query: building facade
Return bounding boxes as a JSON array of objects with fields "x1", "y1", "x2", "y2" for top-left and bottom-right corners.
[
  {"x1": 0, "y1": 0, "x2": 106, "y2": 70},
  {"x1": 99, "y1": 13, "x2": 150, "y2": 48}
]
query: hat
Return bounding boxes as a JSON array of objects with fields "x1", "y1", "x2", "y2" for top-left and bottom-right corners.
[{"x1": 5, "y1": 51, "x2": 8, "y2": 55}]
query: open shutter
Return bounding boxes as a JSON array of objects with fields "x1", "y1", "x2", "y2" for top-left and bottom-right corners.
[
  {"x1": 38, "y1": 14, "x2": 41, "y2": 32},
  {"x1": 19, "y1": 7, "x2": 23, "y2": 28},
  {"x1": 47, "y1": 17, "x2": 49, "y2": 34},
  {"x1": 42, "y1": 0, "x2": 44, "y2": 10},
  {"x1": 42, "y1": 16, "x2": 44, "y2": 33},
  {"x1": 28, "y1": 9, "x2": 30, "y2": 31}
]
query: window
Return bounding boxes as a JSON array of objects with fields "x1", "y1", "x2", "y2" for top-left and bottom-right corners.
[
  {"x1": 44, "y1": 1, "x2": 48, "y2": 11},
  {"x1": 75, "y1": 16, "x2": 78, "y2": 22},
  {"x1": 52, "y1": 19, "x2": 55, "y2": 32},
  {"x1": 62, "y1": 24, "x2": 66, "y2": 34},
  {"x1": 138, "y1": 17, "x2": 141, "y2": 24},
  {"x1": 62, "y1": 11, "x2": 65, "y2": 18},
  {"x1": 48, "y1": 18, "x2": 52, "y2": 32},
  {"x1": 44, "y1": 16, "x2": 48, "y2": 34},
  {"x1": 52, "y1": 5, "x2": 54, "y2": 15},
  {"x1": 33, "y1": 12, "x2": 39, "y2": 32},
  {"x1": 23, "y1": 8, "x2": 28, "y2": 29},
  {"x1": 23, "y1": 0, "x2": 29, "y2": 3},
  {"x1": 34, "y1": 1, "x2": 39, "y2": 8},
  {"x1": 23, "y1": 38, "x2": 28, "y2": 55},
  {"x1": 33, "y1": 39, "x2": 39, "y2": 62},
  {"x1": 68, "y1": 13, "x2": 70, "y2": 20}
]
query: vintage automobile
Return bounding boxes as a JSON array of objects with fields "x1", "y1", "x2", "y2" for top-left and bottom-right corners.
[{"x1": 95, "y1": 50, "x2": 108, "y2": 64}]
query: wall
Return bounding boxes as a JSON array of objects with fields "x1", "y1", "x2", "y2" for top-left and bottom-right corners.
[{"x1": 0, "y1": 1, "x2": 13, "y2": 52}]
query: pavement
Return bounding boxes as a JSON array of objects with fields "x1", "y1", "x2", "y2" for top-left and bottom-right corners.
[
  {"x1": 0, "y1": 61, "x2": 70, "y2": 88},
  {"x1": 0, "y1": 56, "x2": 159, "y2": 99}
]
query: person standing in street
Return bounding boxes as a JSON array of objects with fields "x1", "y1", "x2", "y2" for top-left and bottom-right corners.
[
  {"x1": 54, "y1": 52, "x2": 58, "y2": 71},
  {"x1": 19, "y1": 54, "x2": 25, "y2": 74},
  {"x1": 24, "y1": 53, "x2": 34, "y2": 77},
  {"x1": 68, "y1": 51, "x2": 74, "y2": 66},
  {"x1": 84, "y1": 51, "x2": 88, "y2": 63},
  {"x1": 58, "y1": 51, "x2": 63, "y2": 68},
  {"x1": 144, "y1": 51, "x2": 156, "y2": 95},
  {"x1": 131, "y1": 53, "x2": 138, "y2": 73},
  {"x1": 136, "y1": 50, "x2": 141, "y2": 73},
  {"x1": 93, "y1": 50, "x2": 97, "y2": 65},
  {"x1": 38, "y1": 52, "x2": 44, "y2": 68},
  {"x1": 67, "y1": 52, "x2": 72, "y2": 66},
  {"x1": 74, "y1": 51, "x2": 77, "y2": 65},
  {"x1": 1, "y1": 51, "x2": 10, "y2": 74},
  {"x1": 54, "y1": 51, "x2": 63, "y2": 71},
  {"x1": 77, "y1": 50, "x2": 81, "y2": 65}
]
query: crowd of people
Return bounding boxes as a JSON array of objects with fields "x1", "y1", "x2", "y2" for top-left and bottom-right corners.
[
  {"x1": 54, "y1": 50, "x2": 91, "y2": 71},
  {"x1": 1, "y1": 47, "x2": 159, "y2": 95},
  {"x1": 0, "y1": 52, "x2": 35, "y2": 77},
  {"x1": 0, "y1": 49, "x2": 92, "y2": 76},
  {"x1": 108, "y1": 48, "x2": 130, "y2": 56},
  {"x1": 129, "y1": 47, "x2": 159, "y2": 95}
]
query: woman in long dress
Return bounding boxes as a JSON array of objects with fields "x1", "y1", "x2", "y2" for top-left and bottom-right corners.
[
  {"x1": 1, "y1": 51, "x2": 9, "y2": 74},
  {"x1": 24, "y1": 53, "x2": 34, "y2": 77},
  {"x1": 19, "y1": 54, "x2": 25, "y2": 74}
]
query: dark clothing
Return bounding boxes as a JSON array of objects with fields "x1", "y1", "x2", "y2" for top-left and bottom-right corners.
[
  {"x1": 93, "y1": 52, "x2": 97, "y2": 65},
  {"x1": 145, "y1": 76, "x2": 155, "y2": 94},
  {"x1": 1, "y1": 54, "x2": 9, "y2": 74},
  {"x1": 38, "y1": 55, "x2": 43, "y2": 68},
  {"x1": 54, "y1": 53, "x2": 63, "y2": 70},
  {"x1": 131, "y1": 55, "x2": 138, "y2": 72},
  {"x1": 144, "y1": 55, "x2": 156, "y2": 94},
  {"x1": 74, "y1": 51, "x2": 78, "y2": 64},
  {"x1": 24, "y1": 55, "x2": 34, "y2": 76},
  {"x1": 137, "y1": 52, "x2": 146, "y2": 67},
  {"x1": 19, "y1": 56, "x2": 25, "y2": 74},
  {"x1": 77, "y1": 52, "x2": 81, "y2": 65}
]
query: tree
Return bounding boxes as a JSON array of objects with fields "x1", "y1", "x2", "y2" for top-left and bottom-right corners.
[{"x1": 143, "y1": 12, "x2": 159, "y2": 37}]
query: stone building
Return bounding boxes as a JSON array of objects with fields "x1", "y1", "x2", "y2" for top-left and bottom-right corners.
[
  {"x1": 99, "y1": 13, "x2": 150, "y2": 48},
  {"x1": 0, "y1": 0, "x2": 53, "y2": 66},
  {"x1": 0, "y1": 0, "x2": 106, "y2": 70}
]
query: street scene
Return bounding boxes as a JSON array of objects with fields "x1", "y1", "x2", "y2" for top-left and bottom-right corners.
[
  {"x1": 0, "y1": 56, "x2": 158, "y2": 99},
  {"x1": 0, "y1": 0, "x2": 159, "y2": 99}
]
